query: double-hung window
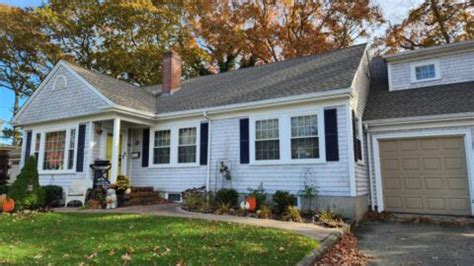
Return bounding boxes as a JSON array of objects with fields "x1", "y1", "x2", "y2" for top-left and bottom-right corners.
[
  {"x1": 41, "y1": 128, "x2": 77, "y2": 172},
  {"x1": 34, "y1": 133, "x2": 41, "y2": 160},
  {"x1": 43, "y1": 131, "x2": 67, "y2": 170},
  {"x1": 290, "y1": 115, "x2": 319, "y2": 159},
  {"x1": 178, "y1": 127, "x2": 197, "y2": 163},
  {"x1": 67, "y1": 129, "x2": 76, "y2": 170},
  {"x1": 154, "y1": 130, "x2": 171, "y2": 164},
  {"x1": 255, "y1": 119, "x2": 280, "y2": 160}
]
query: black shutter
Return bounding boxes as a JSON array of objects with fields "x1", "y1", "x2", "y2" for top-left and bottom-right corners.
[
  {"x1": 142, "y1": 128, "x2": 150, "y2": 167},
  {"x1": 76, "y1": 124, "x2": 86, "y2": 172},
  {"x1": 240, "y1": 118, "x2": 250, "y2": 164},
  {"x1": 352, "y1": 111, "x2": 362, "y2": 161},
  {"x1": 200, "y1": 122, "x2": 209, "y2": 165},
  {"x1": 324, "y1": 109, "x2": 339, "y2": 161},
  {"x1": 24, "y1": 131, "x2": 32, "y2": 161}
]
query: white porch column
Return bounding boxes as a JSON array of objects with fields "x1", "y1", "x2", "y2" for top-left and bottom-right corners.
[{"x1": 110, "y1": 118, "x2": 121, "y2": 184}]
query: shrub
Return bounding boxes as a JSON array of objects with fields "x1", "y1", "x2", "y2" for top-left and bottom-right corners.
[
  {"x1": 272, "y1": 190, "x2": 296, "y2": 214},
  {"x1": 283, "y1": 206, "x2": 303, "y2": 222},
  {"x1": 110, "y1": 175, "x2": 130, "y2": 192},
  {"x1": 8, "y1": 156, "x2": 45, "y2": 210},
  {"x1": 247, "y1": 183, "x2": 267, "y2": 209},
  {"x1": 0, "y1": 184, "x2": 9, "y2": 195},
  {"x1": 215, "y1": 188, "x2": 239, "y2": 208},
  {"x1": 183, "y1": 192, "x2": 212, "y2": 213},
  {"x1": 257, "y1": 205, "x2": 272, "y2": 219},
  {"x1": 214, "y1": 202, "x2": 232, "y2": 215},
  {"x1": 43, "y1": 185, "x2": 63, "y2": 207}
]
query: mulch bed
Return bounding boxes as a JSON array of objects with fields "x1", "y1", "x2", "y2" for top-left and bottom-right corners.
[{"x1": 315, "y1": 233, "x2": 368, "y2": 266}]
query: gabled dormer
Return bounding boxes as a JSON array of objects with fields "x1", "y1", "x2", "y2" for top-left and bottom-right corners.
[{"x1": 385, "y1": 40, "x2": 474, "y2": 91}]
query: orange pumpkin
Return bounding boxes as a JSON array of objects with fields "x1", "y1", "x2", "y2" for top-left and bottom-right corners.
[
  {"x1": 2, "y1": 198, "x2": 15, "y2": 213},
  {"x1": 246, "y1": 196, "x2": 257, "y2": 212}
]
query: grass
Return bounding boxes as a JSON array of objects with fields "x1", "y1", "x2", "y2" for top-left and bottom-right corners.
[{"x1": 0, "y1": 212, "x2": 318, "y2": 265}]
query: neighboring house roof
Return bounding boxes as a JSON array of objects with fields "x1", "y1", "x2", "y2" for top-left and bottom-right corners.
[
  {"x1": 66, "y1": 63, "x2": 156, "y2": 113},
  {"x1": 364, "y1": 80, "x2": 474, "y2": 121},
  {"x1": 156, "y1": 44, "x2": 366, "y2": 113},
  {"x1": 65, "y1": 43, "x2": 366, "y2": 115}
]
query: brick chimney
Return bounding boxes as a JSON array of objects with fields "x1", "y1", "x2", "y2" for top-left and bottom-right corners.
[{"x1": 162, "y1": 51, "x2": 182, "y2": 94}]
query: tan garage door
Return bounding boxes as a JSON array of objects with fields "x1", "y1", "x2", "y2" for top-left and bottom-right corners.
[{"x1": 380, "y1": 136, "x2": 471, "y2": 215}]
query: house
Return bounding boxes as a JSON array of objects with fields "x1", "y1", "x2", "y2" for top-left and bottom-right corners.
[{"x1": 11, "y1": 40, "x2": 474, "y2": 220}]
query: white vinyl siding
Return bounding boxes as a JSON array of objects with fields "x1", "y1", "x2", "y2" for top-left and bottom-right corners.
[
  {"x1": 388, "y1": 51, "x2": 474, "y2": 91},
  {"x1": 132, "y1": 105, "x2": 350, "y2": 196}
]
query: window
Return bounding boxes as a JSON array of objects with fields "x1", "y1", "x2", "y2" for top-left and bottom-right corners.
[
  {"x1": 34, "y1": 133, "x2": 41, "y2": 160},
  {"x1": 255, "y1": 119, "x2": 280, "y2": 160},
  {"x1": 410, "y1": 60, "x2": 440, "y2": 82},
  {"x1": 353, "y1": 113, "x2": 363, "y2": 162},
  {"x1": 291, "y1": 115, "x2": 319, "y2": 159},
  {"x1": 154, "y1": 130, "x2": 171, "y2": 164},
  {"x1": 43, "y1": 131, "x2": 66, "y2": 170},
  {"x1": 67, "y1": 129, "x2": 76, "y2": 169},
  {"x1": 415, "y1": 64, "x2": 435, "y2": 80},
  {"x1": 178, "y1": 127, "x2": 197, "y2": 163}
]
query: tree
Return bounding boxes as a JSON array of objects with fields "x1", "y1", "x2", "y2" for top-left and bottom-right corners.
[
  {"x1": 376, "y1": 0, "x2": 473, "y2": 54},
  {"x1": 9, "y1": 156, "x2": 45, "y2": 210},
  {"x1": 0, "y1": 4, "x2": 62, "y2": 144},
  {"x1": 187, "y1": 0, "x2": 383, "y2": 71}
]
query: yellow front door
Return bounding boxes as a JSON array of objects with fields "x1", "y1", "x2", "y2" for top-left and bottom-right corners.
[{"x1": 106, "y1": 133, "x2": 122, "y2": 176}]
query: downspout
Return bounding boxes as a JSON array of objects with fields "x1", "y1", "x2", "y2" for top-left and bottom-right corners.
[
  {"x1": 203, "y1": 111, "x2": 212, "y2": 192},
  {"x1": 365, "y1": 123, "x2": 375, "y2": 211}
]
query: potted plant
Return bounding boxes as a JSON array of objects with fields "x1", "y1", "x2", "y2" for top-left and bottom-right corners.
[
  {"x1": 110, "y1": 175, "x2": 131, "y2": 207},
  {"x1": 88, "y1": 188, "x2": 105, "y2": 209}
]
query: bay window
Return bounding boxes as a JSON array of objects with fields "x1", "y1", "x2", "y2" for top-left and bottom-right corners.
[
  {"x1": 178, "y1": 127, "x2": 197, "y2": 163},
  {"x1": 154, "y1": 130, "x2": 171, "y2": 164},
  {"x1": 291, "y1": 115, "x2": 319, "y2": 159},
  {"x1": 255, "y1": 119, "x2": 280, "y2": 160}
]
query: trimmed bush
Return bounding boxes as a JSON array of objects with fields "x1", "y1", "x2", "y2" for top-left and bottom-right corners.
[
  {"x1": 215, "y1": 188, "x2": 239, "y2": 208},
  {"x1": 272, "y1": 190, "x2": 296, "y2": 214},
  {"x1": 8, "y1": 156, "x2": 45, "y2": 210},
  {"x1": 183, "y1": 192, "x2": 212, "y2": 213},
  {"x1": 43, "y1": 185, "x2": 63, "y2": 207},
  {"x1": 0, "y1": 184, "x2": 9, "y2": 195}
]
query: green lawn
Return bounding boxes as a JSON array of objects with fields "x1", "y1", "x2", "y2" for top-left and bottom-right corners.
[{"x1": 0, "y1": 212, "x2": 318, "y2": 265}]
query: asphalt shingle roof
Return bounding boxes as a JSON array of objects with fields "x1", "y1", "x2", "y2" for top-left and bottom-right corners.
[
  {"x1": 156, "y1": 44, "x2": 366, "y2": 113},
  {"x1": 66, "y1": 63, "x2": 156, "y2": 113},
  {"x1": 364, "y1": 80, "x2": 474, "y2": 121},
  {"x1": 65, "y1": 43, "x2": 366, "y2": 114}
]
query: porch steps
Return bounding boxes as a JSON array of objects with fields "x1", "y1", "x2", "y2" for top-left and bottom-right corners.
[{"x1": 124, "y1": 187, "x2": 168, "y2": 206}]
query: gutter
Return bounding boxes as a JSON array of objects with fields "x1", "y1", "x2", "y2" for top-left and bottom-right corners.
[
  {"x1": 203, "y1": 111, "x2": 212, "y2": 192},
  {"x1": 364, "y1": 112, "x2": 474, "y2": 127},
  {"x1": 156, "y1": 88, "x2": 352, "y2": 120}
]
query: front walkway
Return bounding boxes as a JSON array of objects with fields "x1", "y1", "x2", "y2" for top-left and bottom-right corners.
[{"x1": 55, "y1": 203, "x2": 339, "y2": 241}]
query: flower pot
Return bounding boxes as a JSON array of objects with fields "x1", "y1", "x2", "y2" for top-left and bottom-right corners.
[
  {"x1": 89, "y1": 200, "x2": 101, "y2": 209},
  {"x1": 246, "y1": 196, "x2": 257, "y2": 212},
  {"x1": 2, "y1": 198, "x2": 15, "y2": 213}
]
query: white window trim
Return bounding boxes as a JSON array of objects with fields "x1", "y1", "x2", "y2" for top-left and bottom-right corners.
[
  {"x1": 249, "y1": 108, "x2": 326, "y2": 165},
  {"x1": 149, "y1": 122, "x2": 201, "y2": 168},
  {"x1": 33, "y1": 125, "x2": 79, "y2": 175},
  {"x1": 152, "y1": 129, "x2": 172, "y2": 165},
  {"x1": 410, "y1": 60, "x2": 441, "y2": 83}
]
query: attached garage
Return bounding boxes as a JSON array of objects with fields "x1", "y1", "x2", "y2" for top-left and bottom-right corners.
[{"x1": 378, "y1": 136, "x2": 471, "y2": 216}]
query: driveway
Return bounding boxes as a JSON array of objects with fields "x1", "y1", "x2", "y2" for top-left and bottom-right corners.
[{"x1": 355, "y1": 221, "x2": 474, "y2": 265}]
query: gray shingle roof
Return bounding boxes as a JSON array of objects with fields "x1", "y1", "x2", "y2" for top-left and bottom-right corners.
[
  {"x1": 156, "y1": 44, "x2": 366, "y2": 113},
  {"x1": 65, "y1": 43, "x2": 366, "y2": 114},
  {"x1": 364, "y1": 80, "x2": 474, "y2": 121},
  {"x1": 66, "y1": 63, "x2": 156, "y2": 113}
]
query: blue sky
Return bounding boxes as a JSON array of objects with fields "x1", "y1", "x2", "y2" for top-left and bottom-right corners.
[{"x1": 0, "y1": 0, "x2": 422, "y2": 131}]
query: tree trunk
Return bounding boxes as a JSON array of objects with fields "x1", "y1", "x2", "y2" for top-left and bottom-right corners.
[{"x1": 12, "y1": 90, "x2": 20, "y2": 145}]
